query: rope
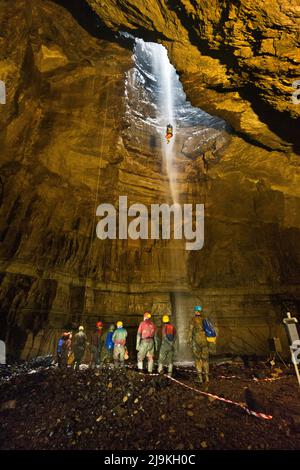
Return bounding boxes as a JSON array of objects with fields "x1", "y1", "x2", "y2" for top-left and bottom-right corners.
[
  {"x1": 126, "y1": 364, "x2": 273, "y2": 421},
  {"x1": 84, "y1": 69, "x2": 111, "y2": 311},
  {"x1": 166, "y1": 375, "x2": 273, "y2": 421},
  {"x1": 253, "y1": 375, "x2": 285, "y2": 383}
]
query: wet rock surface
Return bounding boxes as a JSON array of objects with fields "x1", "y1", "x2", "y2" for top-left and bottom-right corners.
[{"x1": 0, "y1": 363, "x2": 300, "y2": 450}]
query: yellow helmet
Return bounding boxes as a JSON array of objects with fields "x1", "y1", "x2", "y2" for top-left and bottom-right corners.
[
  {"x1": 117, "y1": 321, "x2": 123, "y2": 328},
  {"x1": 162, "y1": 315, "x2": 170, "y2": 323},
  {"x1": 207, "y1": 336, "x2": 216, "y2": 343},
  {"x1": 144, "y1": 312, "x2": 151, "y2": 320}
]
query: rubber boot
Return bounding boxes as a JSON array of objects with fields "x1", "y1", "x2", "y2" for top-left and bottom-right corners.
[
  {"x1": 148, "y1": 359, "x2": 154, "y2": 374},
  {"x1": 158, "y1": 363, "x2": 163, "y2": 374},
  {"x1": 167, "y1": 364, "x2": 173, "y2": 377},
  {"x1": 204, "y1": 373, "x2": 209, "y2": 383},
  {"x1": 137, "y1": 361, "x2": 143, "y2": 371}
]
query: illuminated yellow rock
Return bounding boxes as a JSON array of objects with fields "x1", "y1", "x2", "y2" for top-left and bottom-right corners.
[{"x1": 36, "y1": 45, "x2": 69, "y2": 73}]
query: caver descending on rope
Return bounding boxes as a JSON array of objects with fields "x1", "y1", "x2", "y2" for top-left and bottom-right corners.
[{"x1": 165, "y1": 123, "x2": 173, "y2": 144}]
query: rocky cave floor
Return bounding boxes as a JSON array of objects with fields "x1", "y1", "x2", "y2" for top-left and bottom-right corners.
[{"x1": 0, "y1": 360, "x2": 300, "y2": 450}]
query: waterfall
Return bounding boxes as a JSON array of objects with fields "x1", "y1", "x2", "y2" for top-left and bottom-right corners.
[
  {"x1": 129, "y1": 39, "x2": 190, "y2": 361},
  {"x1": 133, "y1": 39, "x2": 178, "y2": 203},
  {"x1": 128, "y1": 37, "x2": 225, "y2": 206},
  {"x1": 148, "y1": 42, "x2": 178, "y2": 203},
  {"x1": 133, "y1": 40, "x2": 188, "y2": 360}
]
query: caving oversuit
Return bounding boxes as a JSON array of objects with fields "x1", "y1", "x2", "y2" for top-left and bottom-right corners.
[
  {"x1": 73, "y1": 328, "x2": 88, "y2": 371},
  {"x1": 112, "y1": 325, "x2": 127, "y2": 368},
  {"x1": 158, "y1": 319, "x2": 176, "y2": 376},
  {"x1": 189, "y1": 315, "x2": 209, "y2": 383},
  {"x1": 136, "y1": 314, "x2": 158, "y2": 373}
]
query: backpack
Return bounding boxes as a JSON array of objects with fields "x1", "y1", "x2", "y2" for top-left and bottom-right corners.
[
  {"x1": 57, "y1": 338, "x2": 64, "y2": 354},
  {"x1": 141, "y1": 320, "x2": 156, "y2": 339},
  {"x1": 105, "y1": 331, "x2": 114, "y2": 351},
  {"x1": 202, "y1": 318, "x2": 217, "y2": 343},
  {"x1": 164, "y1": 323, "x2": 175, "y2": 342}
]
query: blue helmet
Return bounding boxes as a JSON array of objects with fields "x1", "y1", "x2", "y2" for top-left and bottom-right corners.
[{"x1": 194, "y1": 305, "x2": 202, "y2": 312}]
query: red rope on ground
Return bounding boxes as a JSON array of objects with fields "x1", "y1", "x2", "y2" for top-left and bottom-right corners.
[
  {"x1": 126, "y1": 364, "x2": 273, "y2": 420},
  {"x1": 166, "y1": 375, "x2": 273, "y2": 421}
]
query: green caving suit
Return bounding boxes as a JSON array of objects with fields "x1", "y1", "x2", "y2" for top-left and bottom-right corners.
[
  {"x1": 112, "y1": 327, "x2": 127, "y2": 367},
  {"x1": 73, "y1": 330, "x2": 88, "y2": 371},
  {"x1": 189, "y1": 316, "x2": 209, "y2": 383},
  {"x1": 158, "y1": 323, "x2": 176, "y2": 376}
]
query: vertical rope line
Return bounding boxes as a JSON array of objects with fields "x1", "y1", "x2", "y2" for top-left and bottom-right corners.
[{"x1": 83, "y1": 72, "x2": 111, "y2": 313}]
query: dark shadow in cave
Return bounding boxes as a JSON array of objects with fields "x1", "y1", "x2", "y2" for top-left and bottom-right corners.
[
  {"x1": 51, "y1": 0, "x2": 119, "y2": 43},
  {"x1": 50, "y1": 0, "x2": 167, "y2": 49},
  {"x1": 240, "y1": 88, "x2": 300, "y2": 155}
]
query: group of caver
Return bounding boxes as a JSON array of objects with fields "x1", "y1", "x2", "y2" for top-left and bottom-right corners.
[{"x1": 57, "y1": 306, "x2": 216, "y2": 383}]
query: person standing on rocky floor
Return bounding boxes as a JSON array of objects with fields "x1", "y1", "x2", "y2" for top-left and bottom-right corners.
[
  {"x1": 158, "y1": 315, "x2": 177, "y2": 377},
  {"x1": 57, "y1": 333, "x2": 65, "y2": 368},
  {"x1": 112, "y1": 321, "x2": 127, "y2": 368},
  {"x1": 90, "y1": 321, "x2": 104, "y2": 369},
  {"x1": 57, "y1": 332, "x2": 72, "y2": 369},
  {"x1": 73, "y1": 325, "x2": 88, "y2": 371},
  {"x1": 62, "y1": 332, "x2": 72, "y2": 369},
  {"x1": 136, "y1": 312, "x2": 158, "y2": 373},
  {"x1": 99, "y1": 323, "x2": 115, "y2": 368},
  {"x1": 189, "y1": 306, "x2": 210, "y2": 384}
]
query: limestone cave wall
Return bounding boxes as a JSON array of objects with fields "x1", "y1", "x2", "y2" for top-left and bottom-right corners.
[{"x1": 0, "y1": 0, "x2": 299, "y2": 359}]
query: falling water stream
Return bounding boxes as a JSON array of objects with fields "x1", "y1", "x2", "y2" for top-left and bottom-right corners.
[
  {"x1": 146, "y1": 42, "x2": 178, "y2": 203},
  {"x1": 128, "y1": 39, "x2": 179, "y2": 202},
  {"x1": 125, "y1": 37, "x2": 225, "y2": 204}
]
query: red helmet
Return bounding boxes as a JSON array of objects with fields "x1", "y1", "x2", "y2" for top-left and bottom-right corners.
[{"x1": 96, "y1": 321, "x2": 103, "y2": 328}]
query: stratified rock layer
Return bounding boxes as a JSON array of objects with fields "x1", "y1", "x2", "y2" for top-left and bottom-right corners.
[{"x1": 0, "y1": 0, "x2": 299, "y2": 359}]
